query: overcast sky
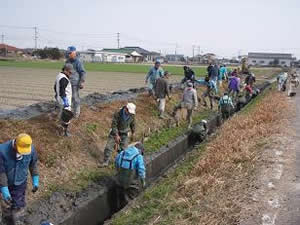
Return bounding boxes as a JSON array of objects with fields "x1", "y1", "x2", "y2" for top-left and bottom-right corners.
[{"x1": 1, "y1": 0, "x2": 299, "y2": 58}]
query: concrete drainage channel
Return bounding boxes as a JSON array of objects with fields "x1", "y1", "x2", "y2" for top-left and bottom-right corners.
[{"x1": 14, "y1": 80, "x2": 273, "y2": 225}]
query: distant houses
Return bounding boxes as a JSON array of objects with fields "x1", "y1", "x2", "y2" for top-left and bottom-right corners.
[
  {"x1": 0, "y1": 43, "x2": 23, "y2": 56},
  {"x1": 248, "y1": 52, "x2": 294, "y2": 67}
]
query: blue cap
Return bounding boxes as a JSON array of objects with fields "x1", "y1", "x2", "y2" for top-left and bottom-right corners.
[{"x1": 67, "y1": 46, "x2": 76, "y2": 52}]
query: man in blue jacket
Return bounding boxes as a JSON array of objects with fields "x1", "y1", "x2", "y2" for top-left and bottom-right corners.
[
  {"x1": 115, "y1": 142, "x2": 146, "y2": 203},
  {"x1": 65, "y1": 46, "x2": 87, "y2": 118},
  {"x1": 145, "y1": 61, "x2": 164, "y2": 96},
  {"x1": 0, "y1": 133, "x2": 39, "y2": 224}
]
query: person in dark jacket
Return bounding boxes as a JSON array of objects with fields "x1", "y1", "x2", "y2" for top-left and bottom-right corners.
[
  {"x1": 0, "y1": 134, "x2": 39, "y2": 224},
  {"x1": 65, "y1": 46, "x2": 87, "y2": 118},
  {"x1": 101, "y1": 103, "x2": 136, "y2": 167},
  {"x1": 54, "y1": 64, "x2": 73, "y2": 137},
  {"x1": 155, "y1": 71, "x2": 171, "y2": 118},
  {"x1": 182, "y1": 66, "x2": 196, "y2": 86},
  {"x1": 115, "y1": 142, "x2": 146, "y2": 203}
]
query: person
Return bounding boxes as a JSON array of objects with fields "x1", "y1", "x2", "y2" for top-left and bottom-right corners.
[
  {"x1": 228, "y1": 72, "x2": 240, "y2": 101},
  {"x1": 208, "y1": 62, "x2": 219, "y2": 94},
  {"x1": 145, "y1": 61, "x2": 164, "y2": 96},
  {"x1": 218, "y1": 92, "x2": 234, "y2": 120},
  {"x1": 54, "y1": 63, "x2": 73, "y2": 137},
  {"x1": 196, "y1": 76, "x2": 217, "y2": 110},
  {"x1": 154, "y1": 71, "x2": 171, "y2": 118},
  {"x1": 182, "y1": 66, "x2": 196, "y2": 87},
  {"x1": 0, "y1": 134, "x2": 39, "y2": 224},
  {"x1": 65, "y1": 46, "x2": 87, "y2": 118},
  {"x1": 207, "y1": 63, "x2": 213, "y2": 76},
  {"x1": 115, "y1": 142, "x2": 146, "y2": 203},
  {"x1": 245, "y1": 72, "x2": 256, "y2": 88},
  {"x1": 172, "y1": 82, "x2": 198, "y2": 128},
  {"x1": 191, "y1": 119, "x2": 208, "y2": 142},
  {"x1": 219, "y1": 65, "x2": 228, "y2": 84},
  {"x1": 277, "y1": 72, "x2": 288, "y2": 91},
  {"x1": 102, "y1": 103, "x2": 136, "y2": 167}
]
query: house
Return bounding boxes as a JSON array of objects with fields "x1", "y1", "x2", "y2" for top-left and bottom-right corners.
[
  {"x1": 248, "y1": 52, "x2": 294, "y2": 67},
  {"x1": 102, "y1": 48, "x2": 143, "y2": 63},
  {"x1": 121, "y1": 46, "x2": 160, "y2": 62},
  {"x1": 0, "y1": 44, "x2": 23, "y2": 56},
  {"x1": 165, "y1": 54, "x2": 185, "y2": 63}
]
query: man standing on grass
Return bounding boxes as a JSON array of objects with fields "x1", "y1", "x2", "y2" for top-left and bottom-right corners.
[
  {"x1": 145, "y1": 61, "x2": 164, "y2": 96},
  {"x1": 172, "y1": 82, "x2": 198, "y2": 129},
  {"x1": 0, "y1": 133, "x2": 39, "y2": 224},
  {"x1": 101, "y1": 103, "x2": 136, "y2": 167},
  {"x1": 65, "y1": 46, "x2": 87, "y2": 118},
  {"x1": 155, "y1": 71, "x2": 171, "y2": 118},
  {"x1": 54, "y1": 63, "x2": 73, "y2": 137}
]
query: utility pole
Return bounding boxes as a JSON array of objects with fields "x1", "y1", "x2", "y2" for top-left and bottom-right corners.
[
  {"x1": 117, "y1": 32, "x2": 120, "y2": 49},
  {"x1": 1, "y1": 34, "x2": 4, "y2": 44},
  {"x1": 1, "y1": 34, "x2": 7, "y2": 57},
  {"x1": 175, "y1": 43, "x2": 178, "y2": 55},
  {"x1": 34, "y1": 26, "x2": 38, "y2": 50},
  {"x1": 192, "y1": 45, "x2": 195, "y2": 58}
]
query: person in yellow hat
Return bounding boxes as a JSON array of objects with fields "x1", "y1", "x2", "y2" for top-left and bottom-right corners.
[{"x1": 0, "y1": 133, "x2": 39, "y2": 224}]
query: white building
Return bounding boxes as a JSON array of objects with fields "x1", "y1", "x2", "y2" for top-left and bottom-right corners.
[{"x1": 248, "y1": 52, "x2": 293, "y2": 67}]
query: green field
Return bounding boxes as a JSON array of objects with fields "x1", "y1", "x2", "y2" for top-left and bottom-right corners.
[{"x1": 0, "y1": 60, "x2": 208, "y2": 76}]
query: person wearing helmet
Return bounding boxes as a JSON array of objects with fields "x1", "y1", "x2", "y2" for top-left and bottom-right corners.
[
  {"x1": 191, "y1": 119, "x2": 208, "y2": 142},
  {"x1": 145, "y1": 61, "x2": 164, "y2": 96},
  {"x1": 115, "y1": 142, "x2": 146, "y2": 203},
  {"x1": 219, "y1": 92, "x2": 234, "y2": 120},
  {"x1": 65, "y1": 46, "x2": 87, "y2": 118},
  {"x1": 172, "y1": 82, "x2": 198, "y2": 129},
  {"x1": 0, "y1": 134, "x2": 39, "y2": 224},
  {"x1": 54, "y1": 63, "x2": 74, "y2": 137},
  {"x1": 101, "y1": 103, "x2": 136, "y2": 167}
]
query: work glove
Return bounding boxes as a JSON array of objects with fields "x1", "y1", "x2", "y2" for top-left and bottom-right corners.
[
  {"x1": 32, "y1": 175, "x2": 39, "y2": 193},
  {"x1": 140, "y1": 178, "x2": 146, "y2": 188},
  {"x1": 1, "y1": 186, "x2": 12, "y2": 204},
  {"x1": 62, "y1": 97, "x2": 69, "y2": 108},
  {"x1": 114, "y1": 135, "x2": 121, "y2": 144}
]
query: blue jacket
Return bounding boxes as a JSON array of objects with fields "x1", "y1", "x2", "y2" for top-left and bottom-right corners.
[
  {"x1": 196, "y1": 79, "x2": 216, "y2": 91},
  {"x1": 0, "y1": 141, "x2": 38, "y2": 186},
  {"x1": 115, "y1": 146, "x2": 145, "y2": 179},
  {"x1": 145, "y1": 66, "x2": 164, "y2": 85},
  {"x1": 66, "y1": 57, "x2": 87, "y2": 86}
]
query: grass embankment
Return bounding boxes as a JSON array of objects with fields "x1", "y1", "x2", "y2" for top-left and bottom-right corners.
[
  {"x1": 0, "y1": 84, "x2": 217, "y2": 201},
  {"x1": 110, "y1": 86, "x2": 290, "y2": 225},
  {"x1": 0, "y1": 60, "x2": 281, "y2": 77}
]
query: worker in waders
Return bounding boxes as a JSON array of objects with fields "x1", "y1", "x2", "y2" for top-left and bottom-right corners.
[
  {"x1": 54, "y1": 63, "x2": 73, "y2": 137},
  {"x1": 101, "y1": 103, "x2": 136, "y2": 167},
  {"x1": 191, "y1": 119, "x2": 208, "y2": 142},
  {"x1": 196, "y1": 76, "x2": 217, "y2": 110},
  {"x1": 65, "y1": 46, "x2": 87, "y2": 118},
  {"x1": 182, "y1": 66, "x2": 196, "y2": 88},
  {"x1": 218, "y1": 92, "x2": 234, "y2": 120},
  {"x1": 115, "y1": 142, "x2": 146, "y2": 203},
  {"x1": 145, "y1": 61, "x2": 164, "y2": 96},
  {"x1": 0, "y1": 134, "x2": 39, "y2": 225}
]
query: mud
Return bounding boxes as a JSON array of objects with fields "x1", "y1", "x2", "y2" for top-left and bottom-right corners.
[{"x1": 3, "y1": 81, "x2": 273, "y2": 225}]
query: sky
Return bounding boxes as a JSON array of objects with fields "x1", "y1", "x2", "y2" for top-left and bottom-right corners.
[{"x1": 1, "y1": 0, "x2": 300, "y2": 58}]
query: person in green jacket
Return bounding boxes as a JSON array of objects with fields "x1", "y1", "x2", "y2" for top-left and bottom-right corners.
[{"x1": 101, "y1": 103, "x2": 136, "y2": 167}]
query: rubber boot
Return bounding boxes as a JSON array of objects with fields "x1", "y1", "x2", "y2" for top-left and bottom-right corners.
[{"x1": 12, "y1": 208, "x2": 25, "y2": 225}]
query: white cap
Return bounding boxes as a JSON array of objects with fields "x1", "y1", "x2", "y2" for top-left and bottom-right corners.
[
  {"x1": 201, "y1": 119, "x2": 207, "y2": 124},
  {"x1": 126, "y1": 103, "x2": 136, "y2": 115}
]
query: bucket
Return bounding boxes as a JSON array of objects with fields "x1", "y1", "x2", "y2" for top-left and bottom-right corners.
[{"x1": 61, "y1": 109, "x2": 74, "y2": 123}]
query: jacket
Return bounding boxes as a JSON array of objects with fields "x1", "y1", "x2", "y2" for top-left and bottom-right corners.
[
  {"x1": 228, "y1": 77, "x2": 240, "y2": 91},
  {"x1": 111, "y1": 107, "x2": 136, "y2": 136},
  {"x1": 0, "y1": 140, "x2": 38, "y2": 186},
  {"x1": 245, "y1": 74, "x2": 256, "y2": 86},
  {"x1": 155, "y1": 77, "x2": 170, "y2": 99},
  {"x1": 219, "y1": 67, "x2": 227, "y2": 80},
  {"x1": 65, "y1": 57, "x2": 86, "y2": 86},
  {"x1": 219, "y1": 95, "x2": 234, "y2": 108},
  {"x1": 183, "y1": 87, "x2": 198, "y2": 107},
  {"x1": 209, "y1": 65, "x2": 219, "y2": 80},
  {"x1": 115, "y1": 146, "x2": 146, "y2": 188},
  {"x1": 145, "y1": 67, "x2": 164, "y2": 85},
  {"x1": 54, "y1": 72, "x2": 72, "y2": 110}
]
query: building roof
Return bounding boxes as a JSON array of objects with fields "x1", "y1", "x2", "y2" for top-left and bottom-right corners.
[
  {"x1": 248, "y1": 52, "x2": 293, "y2": 59},
  {"x1": 123, "y1": 46, "x2": 151, "y2": 55},
  {"x1": 166, "y1": 54, "x2": 184, "y2": 57},
  {"x1": 0, "y1": 44, "x2": 21, "y2": 52},
  {"x1": 101, "y1": 48, "x2": 142, "y2": 57}
]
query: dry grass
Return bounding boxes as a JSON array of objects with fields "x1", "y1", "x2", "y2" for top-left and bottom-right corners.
[{"x1": 155, "y1": 89, "x2": 292, "y2": 225}]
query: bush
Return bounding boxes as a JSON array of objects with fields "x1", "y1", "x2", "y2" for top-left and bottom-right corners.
[{"x1": 34, "y1": 47, "x2": 62, "y2": 60}]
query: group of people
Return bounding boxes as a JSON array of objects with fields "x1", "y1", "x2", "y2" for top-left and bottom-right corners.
[
  {"x1": 0, "y1": 50, "x2": 262, "y2": 225},
  {"x1": 277, "y1": 71, "x2": 299, "y2": 96}
]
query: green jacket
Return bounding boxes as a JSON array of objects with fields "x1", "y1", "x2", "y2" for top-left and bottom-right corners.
[{"x1": 111, "y1": 107, "x2": 136, "y2": 136}]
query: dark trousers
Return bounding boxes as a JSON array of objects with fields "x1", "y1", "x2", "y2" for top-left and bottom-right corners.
[{"x1": 9, "y1": 182, "x2": 27, "y2": 209}]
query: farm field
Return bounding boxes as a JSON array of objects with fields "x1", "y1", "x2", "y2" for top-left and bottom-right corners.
[{"x1": 0, "y1": 67, "x2": 181, "y2": 110}]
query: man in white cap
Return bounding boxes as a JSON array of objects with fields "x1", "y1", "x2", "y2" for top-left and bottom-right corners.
[{"x1": 101, "y1": 103, "x2": 136, "y2": 167}]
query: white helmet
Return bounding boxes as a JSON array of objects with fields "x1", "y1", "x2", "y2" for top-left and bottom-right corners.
[{"x1": 126, "y1": 103, "x2": 136, "y2": 115}]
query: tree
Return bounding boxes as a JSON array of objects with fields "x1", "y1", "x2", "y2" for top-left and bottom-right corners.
[{"x1": 33, "y1": 47, "x2": 62, "y2": 60}]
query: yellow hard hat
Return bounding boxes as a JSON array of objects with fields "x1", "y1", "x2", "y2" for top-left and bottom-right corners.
[{"x1": 16, "y1": 133, "x2": 32, "y2": 155}]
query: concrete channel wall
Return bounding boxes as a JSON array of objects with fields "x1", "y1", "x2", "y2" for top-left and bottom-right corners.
[{"x1": 16, "y1": 81, "x2": 273, "y2": 225}]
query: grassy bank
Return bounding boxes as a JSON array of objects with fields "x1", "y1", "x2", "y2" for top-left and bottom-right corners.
[{"x1": 110, "y1": 86, "x2": 290, "y2": 225}]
